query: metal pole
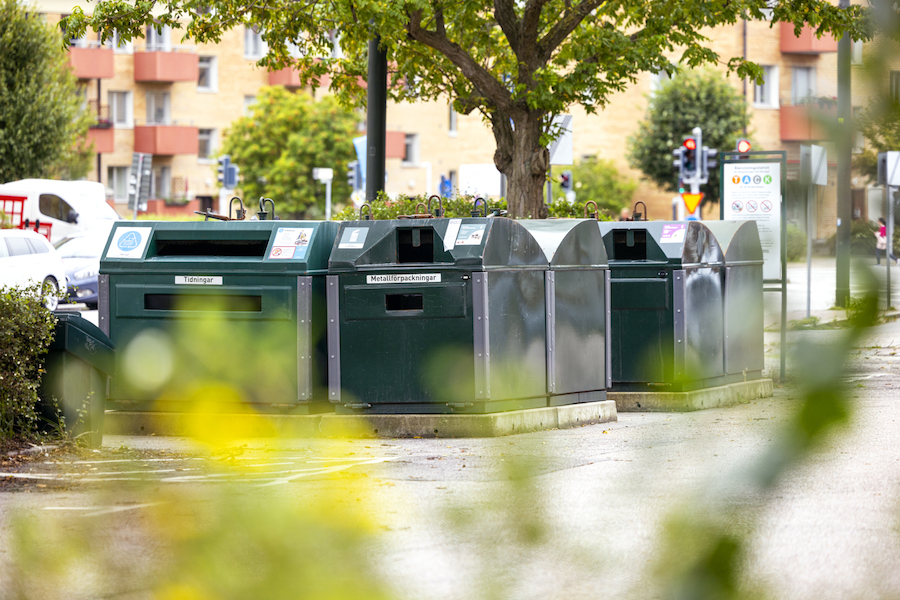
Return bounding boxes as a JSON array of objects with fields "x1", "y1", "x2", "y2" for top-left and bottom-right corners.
[
  {"x1": 546, "y1": 166, "x2": 553, "y2": 205},
  {"x1": 889, "y1": 186, "x2": 894, "y2": 309},
  {"x1": 132, "y1": 154, "x2": 142, "y2": 221},
  {"x1": 807, "y1": 183, "x2": 813, "y2": 318},
  {"x1": 96, "y1": 78, "x2": 102, "y2": 183},
  {"x1": 366, "y1": 35, "x2": 387, "y2": 202},
  {"x1": 835, "y1": 0, "x2": 852, "y2": 307},
  {"x1": 325, "y1": 179, "x2": 333, "y2": 221}
]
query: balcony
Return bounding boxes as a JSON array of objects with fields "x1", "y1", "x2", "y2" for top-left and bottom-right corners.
[
  {"x1": 67, "y1": 42, "x2": 114, "y2": 79},
  {"x1": 134, "y1": 51, "x2": 199, "y2": 82},
  {"x1": 780, "y1": 104, "x2": 836, "y2": 141},
  {"x1": 780, "y1": 22, "x2": 838, "y2": 54},
  {"x1": 87, "y1": 128, "x2": 114, "y2": 153},
  {"x1": 134, "y1": 125, "x2": 199, "y2": 155},
  {"x1": 269, "y1": 66, "x2": 304, "y2": 88}
]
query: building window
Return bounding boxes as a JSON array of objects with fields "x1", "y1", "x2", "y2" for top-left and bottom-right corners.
[
  {"x1": 791, "y1": 67, "x2": 816, "y2": 105},
  {"x1": 108, "y1": 167, "x2": 129, "y2": 201},
  {"x1": 145, "y1": 26, "x2": 171, "y2": 51},
  {"x1": 198, "y1": 129, "x2": 215, "y2": 161},
  {"x1": 109, "y1": 91, "x2": 132, "y2": 128},
  {"x1": 449, "y1": 105, "x2": 458, "y2": 136},
  {"x1": 107, "y1": 30, "x2": 132, "y2": 53},
  {"x1": 753, "y1": 65, "x2": 778, "y2": 108},
  {"x1": 197, "y1": 56, "x2": 218, "y2": 92},
  {"x1": 146, "y1": 91, "x2": 170, "y2": 125},
  {"x1": 403, "y1": 134, "x2": 420, "y2": 165},
  {"x1": 243, "y1": 95, "x2": 257, "y2": 116},
  {"x1": 244, "y1": 26, "x2": 267, "y2": 59},
  {"x1": 151, "y1": 166, "x2": 171, "y2": 199}
]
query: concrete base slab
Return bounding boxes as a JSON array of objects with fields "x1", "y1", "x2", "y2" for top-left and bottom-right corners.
[
  {"x1": 610, "y1": 379, "x2": 774, "y2": 412},
  {"x1": 104, "y1": 400, "x2": 617, "y2": 439}
]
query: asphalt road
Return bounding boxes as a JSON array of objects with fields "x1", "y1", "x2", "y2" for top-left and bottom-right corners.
[{"x1": 1, "y1": 321, "x2": 899, "y2": 599}]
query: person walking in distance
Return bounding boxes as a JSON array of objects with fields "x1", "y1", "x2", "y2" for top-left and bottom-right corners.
[{"x1": 878, "y1": 217, "x2": 898, "y2": 266}]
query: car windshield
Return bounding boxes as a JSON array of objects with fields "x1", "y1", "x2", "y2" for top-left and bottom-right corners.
[{"x1": 54, "y1": 234, "x2": 108, "y2": 258}]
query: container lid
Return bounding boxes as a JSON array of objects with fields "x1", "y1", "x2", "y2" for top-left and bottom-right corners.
[
  {"x1": 701, "y1": 221, "x2": 763, "y2": 265},
  {"x1": 517, "y1": 219, "x2": 608, "y2": 269},
  {"x1": 597, "y1": 221, "x2": 724, "y2": 266},
  {"x1": 328, "y1": 217, "x2": 547, "y2": 272},
  {"x1": 49, "y1": 312, "x2": 115, "y2": 376},
  {"x1": 100, "y1": 221, "x2": 340, "y2": 275}
]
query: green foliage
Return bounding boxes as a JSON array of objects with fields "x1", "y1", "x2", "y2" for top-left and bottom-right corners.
[
  {"x1": 0, "y1": 0, "x2": 92, "y2": 182},
  {"x1": 785, "y1": 224, "x2": 807, "y2": 262},
  {"x1": 219, "y1": 87, "x2": 358, "y2": 219},
  {"x1": 550, "y1": 158, "x2": 637, "y2": 215},
  {"x1": 332, "y1": 193, "x2": 506, "y2": 221},
  {"x1": 853, "y1": 98, "x2": 900, "y2": 183},
  {"x1": 0, "y1": 284, "x2": 56, "y2": 440},
  {"x1": 627, "y1": 68, "x2": 750, "y2": 207},
  {"x1": 59, "y1": 0, "x2": 867, "y2": 218},
  {"x1": 823, "y1": 219, "x2": 899, "y2": 256}
]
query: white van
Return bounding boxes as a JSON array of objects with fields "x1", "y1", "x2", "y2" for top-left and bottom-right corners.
[{"x1": 0, "y1": 179, "x2": 122, "y2": 244}]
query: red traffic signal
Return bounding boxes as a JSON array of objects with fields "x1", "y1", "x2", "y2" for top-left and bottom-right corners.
[
  {"x1": 736, "y1": 139, "x2": 752, "y2": 153},
  {"x1": 683, "y1": 138, "x2": 697, "y2": 151}
]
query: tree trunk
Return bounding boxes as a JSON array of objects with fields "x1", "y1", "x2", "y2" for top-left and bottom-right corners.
[{"x1": 492, "y1": 110, "x2": 549, "y2": 219}]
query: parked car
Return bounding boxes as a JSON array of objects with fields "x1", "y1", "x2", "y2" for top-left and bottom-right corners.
[
  {"x1": 0, "y1": 179, "x2": 122, "y2": 244},
  {"x1": 0, "y1": 228, "x2": 68, "y2": 310},
  {"x1": 54, "y1": 224, "x2": 114, "y2": 310}
]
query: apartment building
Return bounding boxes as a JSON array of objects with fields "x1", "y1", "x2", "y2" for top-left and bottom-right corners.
[{"x1": 39, "y1": 0, "x2": 886, "y2": 239}]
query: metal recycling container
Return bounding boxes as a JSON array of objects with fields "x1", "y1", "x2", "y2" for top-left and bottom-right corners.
[
  {"x1": 598, "y1": 221, "x2": 726, "y2": 391},
  {"x1": 326, "y1": 217, "x2": 548, "y2": 414},
  {"x1": 702, "y1": 220, "x2": 765, "y2": 381},
  {"x1": 99, "y1": 220, "x2": 339, "y2": 413},
  {"x1": 518, "y1": 219, "x2": 611, "y2": 405},
  {"x1": 39, "y1": 311, "x2": 115, "y2": 448}
]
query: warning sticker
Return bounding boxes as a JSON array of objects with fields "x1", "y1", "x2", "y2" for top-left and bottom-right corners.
[
  {"x1": 660, "y1": 224, "x2": 686, "y2": 243},
  {"x1": 339, "y1": 227, "x2": 369, "y2": 249},
  {"x1": 105, "y1": 227, "x2": 152, "y2": 259},
  {"x1": 366, "y1": 274, "x2": 441, "y2": 284},
  {"x1": 269, "y1": 227, "x2": 312, "y2": 259},
  {"x1": 455, "y1": 224, "x2": 486, "y2": 246}
]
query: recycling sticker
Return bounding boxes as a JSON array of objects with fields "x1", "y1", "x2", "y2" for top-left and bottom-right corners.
[{"x1": 106, "y1": 227, "x2": 152, "y2": 259}]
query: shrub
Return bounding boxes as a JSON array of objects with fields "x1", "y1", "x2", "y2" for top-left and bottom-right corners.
[
  {"x1": 0, "y1": 284, "x2": 56, "y2": 440},
  {"x1": 332, "y1": 192, "x2": 614, "y2": 221},
  {"x1": 824, "y1": 220, "x2": 897, "y2": 256}
]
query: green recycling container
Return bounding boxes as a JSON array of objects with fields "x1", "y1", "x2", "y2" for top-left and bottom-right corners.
[
  {"x1": 598, "y1": 221, "x2": 726, "y2": 391},
  {"x1": 518, "y1": 219, "x2": 611, "y2": 405},
  {"x1": 326, "y1": 217, "x2": 548, "y2": 414},
  {"x1": 39, "y1": 311, "x2": 115, "y2": 448},
  {"x1": 702, "y1": 220, "x2": 765, "y2": 381},
  {"x1": 99, "y1": 220, "x2": 339, "y2": 413}
]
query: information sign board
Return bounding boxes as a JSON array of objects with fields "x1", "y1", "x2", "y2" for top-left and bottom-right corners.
[{"x1": 722, "y1": 161, "x2": 782, "y2": 280}]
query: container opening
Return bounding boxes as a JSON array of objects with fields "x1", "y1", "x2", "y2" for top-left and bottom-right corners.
[
  {"x1": 155, "y1": 239, "x2": 269, "y2": 257},
  {"x1": 398, "y1": 228, "x2": 434, "y2": 263},
  {"x1": 385, "y1": 293, "x2": 424, "y2": 311},
  {"x1": 144, "y1": 294, "x2": 263, "y2": 312},
  {"x1": 613, "y1": 229, "x2": 647, "y2": 260}
]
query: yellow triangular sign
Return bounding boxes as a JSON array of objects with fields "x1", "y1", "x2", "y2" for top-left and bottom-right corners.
[{"x1": 681, "y1": 192, "x2": 704, "y2": 214}]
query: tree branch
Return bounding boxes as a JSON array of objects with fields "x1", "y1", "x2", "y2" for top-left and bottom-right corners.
[
  {"x1": 536, "y1": 0, "x2": 607, "y2": 62},
  {"x1": 493, "y1": 0, "x2": 521, "y2": 54},
  {"x1": 406, "y1": 8, "x2": 515, "y2": 113}
]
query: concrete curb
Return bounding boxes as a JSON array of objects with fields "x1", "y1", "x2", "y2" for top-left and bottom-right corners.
[
  {"x1": 610, "y1": 379, "x2": 774, "y2": 412},
  {"x1": 104, "y1": 400, "x2": 617, "y2": 439}
]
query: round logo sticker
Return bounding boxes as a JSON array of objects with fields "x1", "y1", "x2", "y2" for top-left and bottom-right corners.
[
  {"x1": 764, "y1": 175, "x2": 773, "y2": 184},
  {"x1": 742, "y1": 176, "x2": 751, "y2": 184},
  {"x1": 746, "y1": 201, "x2": 758, "y2": 212},
  {"x1": 762, "y1": 200, "x2": 773, "y2": 212},
  {"x1": 117, "y1": 231, "x2": 142, "y2": 252},
  {"x1": 732, "y1": 176, "x2": 741, "y2": 185},
  {"x1": 753, "y1": 175, "x2": 762, "y2": 184},
  {"x1": 731, "y1": 201, "x2": 743, "y2": 213}
]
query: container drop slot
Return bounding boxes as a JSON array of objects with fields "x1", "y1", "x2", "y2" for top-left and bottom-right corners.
[
  {"x1": 155, "y1": 239, "x2": 269, "y2": 257},
  {"x1": 385, "y1": 293, "x2": 424, "y2": 311},
  {"x1": 144, "y1": 294, "x2": 263, "y2": 312},
  {"x1": 398, "y1": 228, "x2": 434, "y2": 263},
  {"x1": 613, "y1": 229, "x2": 647, "y2": 260}
]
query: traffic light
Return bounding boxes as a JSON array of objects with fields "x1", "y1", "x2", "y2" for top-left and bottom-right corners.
[
  {"x1": 736, "y1": 139, "x2": 752, "y2": 153},
  {"x1": 347, "y1": 161, "x2": 360, "y2": 190},
  {"x1": 682, "y1": 137, "x2": 698, "y2": 179},
  {"x1": 559, "y1": 170, "x2": 573, "y2": 191},
  {"x1": 672, "y1": 147, "x2": 684, "y2": 178},
  {"x1": 702, "y1": 147, "x2": 718, "y2": 179},
  {"x1": 217, "y1": 155, "x2": 230, "y2": 186}
]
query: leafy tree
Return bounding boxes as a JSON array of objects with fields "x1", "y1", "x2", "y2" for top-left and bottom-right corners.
[
  {"x1": 550, "y1": 158, "x2": 636, "y2": 215},
  {"x1": 0, "y1": 0, "x2": 92, "y2": 182},
  {"x1": 64, "y1": 0, "x2": 866, "y2": 218},
  {"x1": 627, "y1": 68, "x2": 750, "y2": 209},
  {"x1": 853, "y1": 98, "x2": 900, "y2": 184},
  {"x1": 219, "y1": 87, "x2": 358, "y2": 219}
]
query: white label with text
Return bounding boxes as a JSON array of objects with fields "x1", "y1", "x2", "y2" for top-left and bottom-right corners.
[
  {"x1": 366, "y1": 274, "x2": 441, "y2": 284},
  {"x1": 175, "y1": 276, "x2": 223, "y2": 285}
]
